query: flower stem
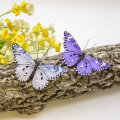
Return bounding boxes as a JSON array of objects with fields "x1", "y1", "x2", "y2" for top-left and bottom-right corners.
[{"x1": 0, "y1": 9, "x2": 12, "y2": 17}]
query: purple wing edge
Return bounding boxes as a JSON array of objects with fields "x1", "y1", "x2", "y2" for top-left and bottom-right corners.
[{"x1": 62, "y1": 31, "x2": 82, "y2": 67}]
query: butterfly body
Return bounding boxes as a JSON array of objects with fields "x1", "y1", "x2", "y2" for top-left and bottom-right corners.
[
  {"x1": 13, "y1": 44, "x2": 68, "y2": 90},
  {"x1": 63, "y1": 31, "x2": 110, "y2": 76},
  {"x1": 76, "y1": 53, "x2": 85, "y2": 64},
  {"x1": 30, "y1": 60, "x2": 40, "y2": 78}
]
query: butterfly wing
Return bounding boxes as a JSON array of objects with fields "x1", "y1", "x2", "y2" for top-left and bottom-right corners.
[
  {"x1": 32, "y1": 65, "x2": 68, "y2": 90},
  {"x1": 42, "y1": 65, "x2": 68, "y2": 75},
  {"x1": 12, "y1": 44, "x2": 35, "y2": 82},
  {"x1": 63, "y1": 31, "x2": 82, "y2": 67},
  {"x1": 76, "y1": 58, "x2": 92, "y2": 75},
  {"x1": 76, "y1": 56, "x2": 110, "y2": 76},
  {"x1": 62, "y1": 51, "x2": 80, "y2": 67},
  {"x1": 64, "y1": 31, "x2": 82, "y2": 54},
  {"x1": 85, "y1": 56, "x2": 110, "y2": 71}
]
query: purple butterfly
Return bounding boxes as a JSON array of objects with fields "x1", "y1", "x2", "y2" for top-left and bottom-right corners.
[{"x1": 62, "y1": 31, "x2": 110, "y2": 76}]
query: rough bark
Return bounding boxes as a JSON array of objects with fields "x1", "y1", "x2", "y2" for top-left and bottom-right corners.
[{"x1": 0, "y1": 43, "x2": 120, "y2": 114}]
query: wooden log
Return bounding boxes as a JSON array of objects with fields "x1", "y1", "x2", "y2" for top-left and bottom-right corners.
[{"x1": 0, "y1": 43, "x2": 120, "y2": 114}]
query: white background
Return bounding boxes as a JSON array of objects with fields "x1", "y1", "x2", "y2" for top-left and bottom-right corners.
[{"x1": 0, "y1": 0, "x2": 120, "y2": 120}]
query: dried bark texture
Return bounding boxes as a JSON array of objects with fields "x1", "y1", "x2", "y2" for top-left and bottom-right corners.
[{"x1": 0, "y1": 43, "x2": 120, "y2": 114}]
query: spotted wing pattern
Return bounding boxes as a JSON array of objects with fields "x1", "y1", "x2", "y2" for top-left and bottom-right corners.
[
  {"x1": 64, "y1": 31, "x2": 82, "y2": 54},
  {"x1": 76, "y1": 56, "x2": 110, "y2": 75},
  {"x1": 32, "y1": 65, "x2": 68, "y2": 90},
  {"x1": 62, "y1": 31, "x2": 82, "y2": 67},
  {"x1": 13, "y1": 44, "x2": 35, "y2": 82}
]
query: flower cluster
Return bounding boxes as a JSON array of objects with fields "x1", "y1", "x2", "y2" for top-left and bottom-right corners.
[
  {"x1": 0, "y1": 1, "x2": 61, "y2": 65},
  {"x1": 12, "y1": 1, "x2": 34, "y2": 16}
]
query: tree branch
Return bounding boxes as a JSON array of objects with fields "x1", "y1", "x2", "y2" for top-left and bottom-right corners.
[{"x1": 0, "y1": 43, "x2": 120, "y2": 114}]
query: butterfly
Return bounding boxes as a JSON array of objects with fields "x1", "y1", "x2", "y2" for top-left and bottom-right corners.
[
  {"x1": 12, "y1": 44, "x2": 68, "y2": 90},
  {"x1": 62, "y1": 31, "x2": 110, "y2": 76}
]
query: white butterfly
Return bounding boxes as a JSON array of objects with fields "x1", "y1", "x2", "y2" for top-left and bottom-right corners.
[{"x1": 12, "y1": 44, "x2": 68, "y2": 90}]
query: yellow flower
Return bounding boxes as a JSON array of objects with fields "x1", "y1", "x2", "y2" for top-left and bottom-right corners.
[
  {"x1": 39, "y1": 38, "x2": 43, "y2": 42},
  {"x1": 26, "y1": 3, "x2": 34, "y2": 15},
  {"x1": 1, "y1": 58, "x2": 8, "y2": 65},
  {"x1": 22, "y1": 31, "x2": 25, "y2": 37},
  {"x1": 22, "y1": 42, "x2": 29, "y2": 52},
  {"x1": 16, "y1": 30, "x2": 25, "y2": 37},
  {"x1": 12, "y1": 4, "x2": 21, "y2": 16},
  {"x1": 46, "y1": 37, "x2": 50, "y2": 44},
  {"x1": 39, "y1": 38, "x2": 45, "y2": 47},
  {"x1": 32, "y1": 25, "x2": 40, "y2": 36},
  {"x1": 0, "y1": 55, "x2": 9, "y2": 65},
  {"x1": 27, "y1": 32, "x2": 36, "y2": 41},
  {"x1": 11, "y1": 38, "x2": 15, "y2": 44},
  {"x1": 15, "y1": 34, "x2": 25, "y2": 44},
  {"x1": 0, "y1": 55, "x2": 4, "y2": 58},
  {"x1": 55, "y1": 43, "x2": 61, "y2": 52},
  {"x1": 37, "y1": 23, "x2": 43, "y2": 31},
  {"x1": 50, "y1": 39, "x2": 55, "y2": 47},
  {"x1": 20, "y1": 1, "x2": 34, "y2": 15},
  {"x1": 1, "y1": 29, "x2": 9, "y2": 40},
  {"x1": 39, "y1": 42, "x2": 45, "y2": 47},
  {"x1": 42, "y1": 30, "x2": 48, "y2": 38},
  {"x1": 20, "y1": 1, "x2": 29, "y2": 13},
  {"x1": 5, "y1": 18, "x2": 12, "y2": 27},
  {"x1": 12, "y1": 27, "x2": 19, "y2": 35}
]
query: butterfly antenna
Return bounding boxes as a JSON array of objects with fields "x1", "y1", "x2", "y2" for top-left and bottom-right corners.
[
  {"x1": 83, "y1": 39, "x2": 90, "y2": 52},
  {"x1": 40, "y1": 45, "x2": 51, "y2": 61},
  {"x1": 84, "y1": 43, "x2": 97, "y2": 53}
]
